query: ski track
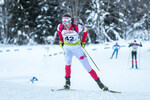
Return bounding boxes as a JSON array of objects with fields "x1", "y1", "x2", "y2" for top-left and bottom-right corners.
[{"x1": 0, "y1": 41, "x2": 150, "y2": 100}]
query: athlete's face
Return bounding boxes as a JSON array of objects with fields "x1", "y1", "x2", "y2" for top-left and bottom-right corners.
[{"x1": 62, "y1": 17, "x2": 71, "y2": 28}]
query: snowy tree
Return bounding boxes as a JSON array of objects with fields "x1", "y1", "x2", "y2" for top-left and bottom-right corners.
[
  {"x1": 34, "y1": 0, "x2": 61, "y2": 44},
  {"x1": 7, "y1": 0, "x2": 39, "y2": 44},
  {"x1": 0, "y1": 0, "x2": 150, "y2": 45},
  {"x1": 7, "y1": 0, "x2": 65, "y2": 44}
]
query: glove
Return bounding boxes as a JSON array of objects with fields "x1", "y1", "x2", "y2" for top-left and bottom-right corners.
[
  {"x1": 140, "y1": 42, "x2": 142, "y2": 47},
  {"x1": 81, "y1": 42, "x2": 85, "y2": 48},
  {"x1": 140, "y1": 42, "x2": 142, "y2": 45},
  {"x1": 59, "y1": 41, "x2": 64, "y2": 49}
]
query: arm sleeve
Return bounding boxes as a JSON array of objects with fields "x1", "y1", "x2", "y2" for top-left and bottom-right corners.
[
  {"x1": 78, "y1": 24, "x2": 88, "y2": 42},
  {"x1": 112, "y1": 45, "x2": 115, "y2": 49},
  {"x1": 57, "y1": 24, "x2": 63, "y2": 42}
]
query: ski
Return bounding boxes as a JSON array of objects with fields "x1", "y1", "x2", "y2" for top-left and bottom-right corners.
[
  {"x1": 107, "y1": 90, "x2": 121, "y2": 93},
  {"x1": 51, "y1": 88, "x2": 75, "y2": 91},
  {"x1": 51, "y1": 88, "x2": 121, "y2": 93}
]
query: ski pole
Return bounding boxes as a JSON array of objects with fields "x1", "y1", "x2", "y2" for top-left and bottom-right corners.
[
  {"x1": 139, "y1": 47, "x2": 141, "y2": 68},
  {"x1": 128, "y1": 47, "x2": 131, "y2": 68},
  {"x1": 82, "y1": 47, "x2": 101, "y2": 72}
]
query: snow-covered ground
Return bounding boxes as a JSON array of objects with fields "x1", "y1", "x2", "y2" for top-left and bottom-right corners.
[{"x1": 0, "y1": 41, "x2": 150, "y2": 100}]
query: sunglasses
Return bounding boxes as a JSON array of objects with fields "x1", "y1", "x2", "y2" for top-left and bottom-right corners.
[
  {"x1": 62, "y1": 21, "x2": 70, "y2": 25},
  {"x1": 62, "y1": 17, "x2": 71, "y2": 25}
]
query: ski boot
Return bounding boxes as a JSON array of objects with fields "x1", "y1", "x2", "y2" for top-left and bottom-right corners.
[
  {"x1": 135, "y1": 65, "x2": 138, "y2": 69},
  {"x1": 96, "y1": 78, "x2": 108, "y2": 91},
  {"x1": 64, "y1": 77, "x2": 70, "y2": 89},
  {"x1": 131, "y1": 64, "x2": 134, "y2": 68}
]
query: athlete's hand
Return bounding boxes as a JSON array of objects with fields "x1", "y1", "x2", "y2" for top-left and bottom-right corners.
[
  {"x1": 140, "y1": 42, "x2": 142, "y2": 45},
  {"x1": 59, "y1": 41, "x2": 64, "y2": 49},
  {"x1": 81, "y1": 42, "x2": 85, "y2": 48},
  {"x1": 140, "y1": 42, "x2": 142, "y2": 47}
]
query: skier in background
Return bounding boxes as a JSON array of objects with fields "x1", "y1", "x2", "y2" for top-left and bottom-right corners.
[
  {"x1": 57, "y1": 13, "x2": 108, "y2": 91},
  {"x1": 128, "y1": 40, "x2": 142, "y2": 69},
  {"x1": 111, "y1": 42, "x2": 120, "y2": 59}
]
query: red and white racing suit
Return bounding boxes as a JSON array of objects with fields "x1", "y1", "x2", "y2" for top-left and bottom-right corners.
[{"x1": 57, "y1": 23, "x2": 99, "y2": 80}]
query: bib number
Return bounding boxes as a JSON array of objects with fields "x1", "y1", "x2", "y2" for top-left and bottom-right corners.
[{"x1": 65, "y1": 36, "x2": 74, "y2": 42}]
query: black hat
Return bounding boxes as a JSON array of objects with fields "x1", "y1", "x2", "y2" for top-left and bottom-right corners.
[
  {"x1": 62, "y1": 13, "x2": 72, "y2": 18},
  {"x1": 134, "y1": 40, "x2": 136, "y2": 42}
]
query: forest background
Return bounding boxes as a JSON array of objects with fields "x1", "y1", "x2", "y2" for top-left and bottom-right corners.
[{"x1": 0, "y1": 0, "x2": 150, "y2": 45}]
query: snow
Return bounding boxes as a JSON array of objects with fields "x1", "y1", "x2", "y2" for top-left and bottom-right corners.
[
  {"x1": 0, "y1": 41, "x2": 150, "y2": 100},
  {"x1": 0, "y1": 0, "x2": 4, "y2": 4}
]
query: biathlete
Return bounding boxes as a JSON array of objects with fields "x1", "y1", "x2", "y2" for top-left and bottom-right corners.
[
  {"x1": 128, "y1": 40, "x2": 142, "y2": 69},
  {"x1": 57, "y1": 13, "x2": 108, "y2": 91},
  {"x1": 111, "y1": 42, "x2": 120, "y2": 59}
]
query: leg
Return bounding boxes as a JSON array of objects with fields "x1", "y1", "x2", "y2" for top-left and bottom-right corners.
[
  {"x1": 116, "y1": 50, "x2": 118, "y2": 58},
  {"x1": 64, "y1": 49, "x2": 73, "y2": 67},
  {"x1": 111, "y1": 51, "x2": 115, "y2": 59},
  {"x1": 89, "y1": 69, "x2": 108, "y2": 91},
  {"x1": 64, "y1": 49, "x2": 73, "y2": 89},
  {"x1": 73, "y1": 47, "x2": 92, "y2": 72},
  {"x1": 65, "y1": 65, "x2": 71, "y2": 78},
  {"x1": 135, "y1": 60, "x2": 138, "y2": 69},
  {"x1": 131, "y1": 60, "x2": 134, "y2": 68},
  {"x1": 73, "y1": 47, "x2": 108, "y2": 91},
  {"x1": 131, "y1": 51, "x2": 134, "y2": 68},
  {"x1": 135, "y1": 52, "x2": 138, "y2": 69},
  {"x1": 64, "y1": 65, "x2": 71, "y2": 89}
]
